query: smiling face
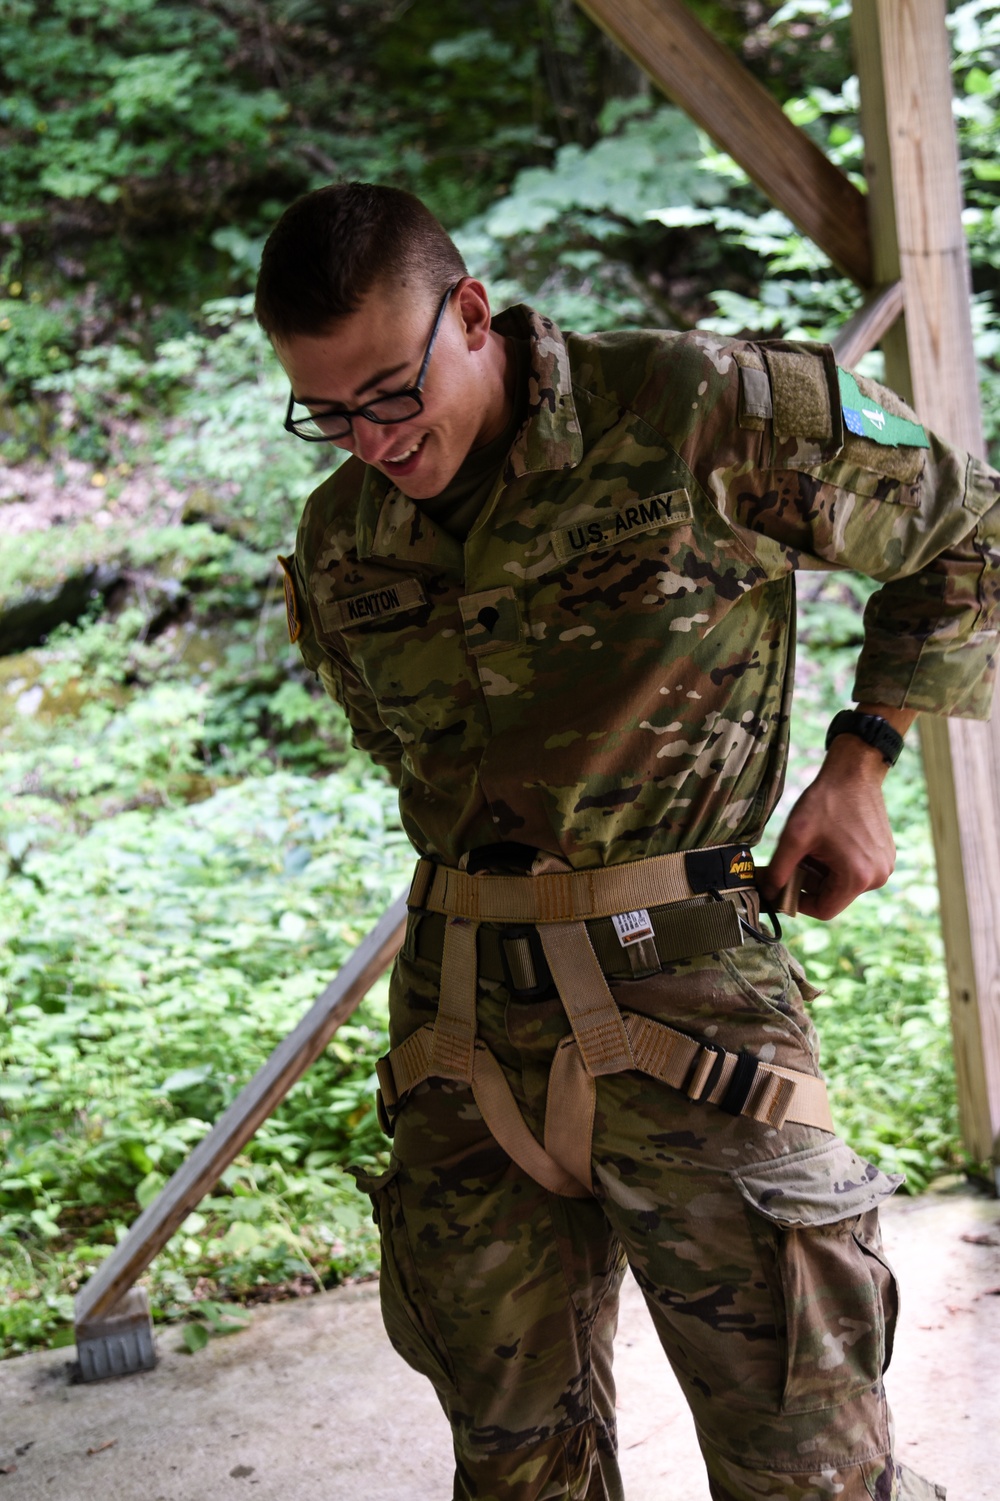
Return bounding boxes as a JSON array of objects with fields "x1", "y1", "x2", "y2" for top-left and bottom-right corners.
[{"x1": 272, "y1": 275, "x2": 512, "y2": 501}]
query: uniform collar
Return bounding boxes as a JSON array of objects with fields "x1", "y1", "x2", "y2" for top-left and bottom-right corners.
[
  {"x1": 356, "y1": 303, "x2": 583, "y2": 561},
  {"x1": 492, "y1": 304, "x2": 584, "y2": 479}
]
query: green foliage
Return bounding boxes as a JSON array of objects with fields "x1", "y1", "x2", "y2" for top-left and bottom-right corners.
[
  {"x1": 455, "y1": 102, "x2": 731, "y2": 330},
  {"x1": 35, "y1": 293, "x2": 327, "y2": 543},
  {"x1": 180, "y1": 1300, "x2": 250, "y2": 1354},
  {"x1": 0, "y1": 291, "x2": 78, "y2": 400},
  {"x1": 0, "y1": 749, "x2": 410, "y2": 1355},
  {"x1": 0, "y1": 0, "x2": 287, "y2": 217}
]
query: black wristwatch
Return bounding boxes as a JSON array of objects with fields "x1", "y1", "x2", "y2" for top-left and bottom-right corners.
[{"x1": 825, "y1": 710, "x2": 904, "y2": 767}]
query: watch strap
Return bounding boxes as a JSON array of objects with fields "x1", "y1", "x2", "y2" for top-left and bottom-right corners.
[{"x1": 825, "y1": 710, "x2": 904, "y2": 766}]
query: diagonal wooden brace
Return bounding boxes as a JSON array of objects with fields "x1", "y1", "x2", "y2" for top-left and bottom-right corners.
[{"x1": 72, "y1": 892, "x2": 408, "y2": 1377}]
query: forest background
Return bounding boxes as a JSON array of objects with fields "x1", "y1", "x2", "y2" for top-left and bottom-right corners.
[{"x1": 2, "y1": 0, "x2": 1000, "y2": 1359}]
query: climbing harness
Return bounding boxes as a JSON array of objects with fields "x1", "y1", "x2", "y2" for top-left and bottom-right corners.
[{"x1": 376, "y1": 846, "x2": 834, "y2": 1198}]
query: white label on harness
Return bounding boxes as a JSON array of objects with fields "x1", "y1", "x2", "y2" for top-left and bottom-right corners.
[{"x1": 611, "y1": 909, "x2": 654, "y2": 947}]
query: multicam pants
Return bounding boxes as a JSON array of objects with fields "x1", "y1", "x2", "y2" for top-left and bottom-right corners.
[{"x1": 355, "y1": 913, "x2": 945, "y2": 1501}]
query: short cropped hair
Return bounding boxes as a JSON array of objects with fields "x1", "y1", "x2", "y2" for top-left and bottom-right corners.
[{"x1": 254, "y1": 182, "x2": 468, "y2": 340}]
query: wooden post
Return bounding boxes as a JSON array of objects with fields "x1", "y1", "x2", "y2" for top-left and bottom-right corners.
[{"x1": 853, "y1": 0, "x2": 1000, "y2": 1178}]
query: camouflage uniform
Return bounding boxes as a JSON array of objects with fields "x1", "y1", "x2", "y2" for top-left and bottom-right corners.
[{"x1": 285, "y1": 306, "x2": 999, "y2": 1500}]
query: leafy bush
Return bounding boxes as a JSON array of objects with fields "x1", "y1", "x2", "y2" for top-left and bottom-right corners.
[{"x1": 0, "y1": 759, "x2": 411, "y2": 1355}]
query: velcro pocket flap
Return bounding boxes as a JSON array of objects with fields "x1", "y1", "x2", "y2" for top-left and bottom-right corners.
[
  {"x1": 762, "y1": 341, "x2": 843, "y2": 460},
  {"x1": 732, "y1": 1139, "x2": 903, "y2": 1229},
  {"x1": 735, "y1": 350, "x2": 771, "y2": 430}
]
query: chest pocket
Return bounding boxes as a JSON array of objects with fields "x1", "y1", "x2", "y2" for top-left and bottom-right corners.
[
  {"x1": 313, "y1": 568, "x2": 478, "y2": 738},
  {"x1": 532, "y1": 486, "x2": 765, "y2": 646}
]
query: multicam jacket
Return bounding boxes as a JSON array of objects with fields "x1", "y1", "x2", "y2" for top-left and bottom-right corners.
[{"x1": 284, "y1": 305, "x2": 1000, "y2": 870}]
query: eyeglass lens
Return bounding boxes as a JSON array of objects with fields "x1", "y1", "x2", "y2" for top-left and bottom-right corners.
[
  {"x1": 291, "y1": 392, "x2": 423, "y2": 440},
  {"x1": 284, "y1": 280, "x2": 458, "y2": 443}
]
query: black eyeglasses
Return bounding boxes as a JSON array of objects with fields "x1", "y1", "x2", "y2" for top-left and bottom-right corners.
[{"x1": 284, "y1": 282, "x2": 460, "y2": 443}]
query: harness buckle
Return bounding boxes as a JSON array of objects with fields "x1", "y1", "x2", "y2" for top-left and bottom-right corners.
[
  {"x1": 375, "y1": 1054, "x2": 399, "y2": 1137},
  {"x1": 685, "y1": 1041, "x2": 727, "y2": 1103},
  {"x1": 720, "y1": 1050, "x2": 761, "y2": 1116},
  {"x1": 499, "y1": 925, "x2": 552, "y2": 998}
]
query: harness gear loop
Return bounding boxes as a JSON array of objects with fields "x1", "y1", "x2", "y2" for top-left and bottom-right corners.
[
  {"x1": 428, "y1": 916, "x2": 478, "y2": 1081},
  {"x1": 536, "y1": 922, "x2": 635, "y2": 1077},
  {"x1": 544, "y1": 1038, "x2": 596, "y2": 1196},
  {"x1": 384, "y1": 849, "x2": 834, "y2": 1197}
]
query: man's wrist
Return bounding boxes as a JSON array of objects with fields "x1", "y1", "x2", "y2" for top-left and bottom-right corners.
[
  {"x1": 821, "y1": 704, "x2": 917, "y2": 781},
  {"x1": 825, "y1": 710, "x2": 904, "y2": 766}
]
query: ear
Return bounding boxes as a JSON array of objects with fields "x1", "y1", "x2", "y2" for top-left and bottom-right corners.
[{"x1": 456, "y1": 279, "x2": 492, "y2": 353}]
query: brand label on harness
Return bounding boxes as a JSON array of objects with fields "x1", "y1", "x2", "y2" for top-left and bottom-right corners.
[{"x1": 612, "y1": 909, "x2": 654, "y2": 947}]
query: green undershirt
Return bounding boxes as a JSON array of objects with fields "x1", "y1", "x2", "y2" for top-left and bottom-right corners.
[{"x1": 417, "y1": 338, "x2": 529, "y2": 541}]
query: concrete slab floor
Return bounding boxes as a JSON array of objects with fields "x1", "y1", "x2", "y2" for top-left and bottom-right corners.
[{"x1": 1, "y1": 1185, "x2": 998, "y2": 1501}]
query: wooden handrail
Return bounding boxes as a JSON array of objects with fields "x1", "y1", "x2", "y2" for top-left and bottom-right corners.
[{"x1": 75, "y1": 891, "x2": 408, "y2": 1329}]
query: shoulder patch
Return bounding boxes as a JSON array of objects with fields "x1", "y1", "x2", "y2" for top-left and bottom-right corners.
[
  {"x1": 321, "y1": 577, "x2": 427, "y2": 631},
  {"x1": 837, "y1": 367, "x2": 929, "y2": 448},
  {"x1": 276, "y1": 554, "x2": 303, "y2": 644}
]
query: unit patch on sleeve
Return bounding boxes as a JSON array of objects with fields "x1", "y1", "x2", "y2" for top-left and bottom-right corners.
[
  {"x1": 551, "y1": 489, "x2": 693, "y2": 564},
  {"x1": 321, "y1": 577, "x2": 427, "y2": 631},
  {"x1": 276, "y1": 554, "x2": 303, "y2": 644},
  {"x1": 837, "y1": 367, "x2": 929, "y2": 448}
]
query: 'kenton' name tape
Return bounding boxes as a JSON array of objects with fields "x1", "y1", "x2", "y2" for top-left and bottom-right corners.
[
  {"x1": 611, "y1": 909, "x2": 654, "y2": 948},
  {"x1": 321, "y1": 577, "x2": 427, "y2": 631}
]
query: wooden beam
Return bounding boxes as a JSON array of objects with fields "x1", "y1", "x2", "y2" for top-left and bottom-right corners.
[
  {"x1": 74, "y1": 892, "x2": 408, "y2": 1329},
  {"x1": 853, "y1": 0, "x2": 1000, "y2": 1175},
  {"x1": 830, "y1": 280, "x2": 904, "y2": 369},
  {"x1": 576, "y1": 0, "x2": 873, "y2": 286}
]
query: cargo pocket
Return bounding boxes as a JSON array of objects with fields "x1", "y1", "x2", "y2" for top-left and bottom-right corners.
[
  {"x1": 733, "y1": 1139, "x2": 902, "y2": 1415},
  {"x1": 720, "y1": 942, "x2": 820, "y2": 1063},
  {"x1": 351, "y1": 1159, "x2": 457, "y2": 1396}
]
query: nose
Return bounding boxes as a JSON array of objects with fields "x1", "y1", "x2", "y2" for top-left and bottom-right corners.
[{"x1": 351, "y1": 418, "x2": 416, "y2": 466}]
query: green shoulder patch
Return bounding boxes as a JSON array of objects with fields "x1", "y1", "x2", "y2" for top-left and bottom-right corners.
[
  {"x1": 276, "y1": 554, "x2": 303, "y2": 644},
  {"x1": 837, "y1": 368, "x2": 929, "y2": 448}
]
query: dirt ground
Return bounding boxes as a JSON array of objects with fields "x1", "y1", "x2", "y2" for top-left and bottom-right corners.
[{"x1": 1, "y1": 1183, "x2": 998, "y2": 1501}]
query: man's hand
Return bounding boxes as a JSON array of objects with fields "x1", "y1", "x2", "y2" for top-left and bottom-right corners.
[{"x1": 760, "y1": 704, "x2": 917, "y2": 921}]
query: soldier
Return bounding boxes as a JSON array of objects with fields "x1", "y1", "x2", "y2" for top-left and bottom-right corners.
[{"x1": 255, "y1": 181, "x2": 999, "y2": 1501}]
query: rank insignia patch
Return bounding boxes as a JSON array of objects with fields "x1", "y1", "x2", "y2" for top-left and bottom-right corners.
[
  {"x1": 459, "y1": 586, "x2": 522, "y2": 655},
  {"x1": 277, "y1": 554, "x2": 303, "y2": 644}
]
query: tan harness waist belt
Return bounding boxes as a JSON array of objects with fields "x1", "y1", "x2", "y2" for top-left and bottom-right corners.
[{"x1": 378, "y1": 849, "x2": 834, "y2": 1198}]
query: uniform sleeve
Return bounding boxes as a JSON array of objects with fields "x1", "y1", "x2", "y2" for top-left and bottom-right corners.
[
  {"x1": 281, "y1": 547, "x2": 405, "y2": 786},
  {"x1": 685, "y1": 336, "x2": 1000, "y2": 720}
]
